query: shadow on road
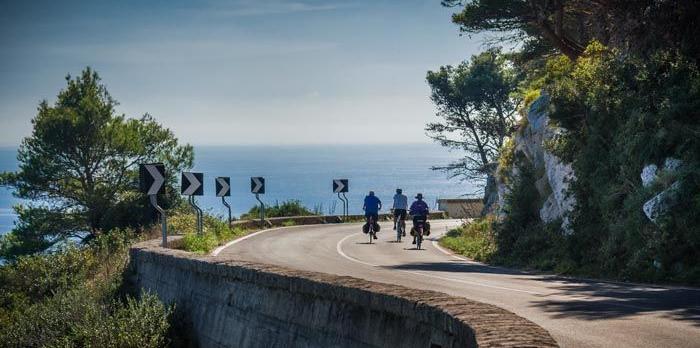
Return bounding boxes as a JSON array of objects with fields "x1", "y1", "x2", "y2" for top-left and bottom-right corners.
[
  {"x1": 524, "y1": 276, "x2": 700, "y2": 326},
  {"x1": 385, "y1": 261, "x2": 525, "y2": 275},
  {"x1": 386, "y1": 262, "x2": 700, "y2": 325}
]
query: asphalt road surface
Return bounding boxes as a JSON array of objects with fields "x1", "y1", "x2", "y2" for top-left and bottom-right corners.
[{"x1": 215, "y1": 220, "x2": 700, "y2": 347}]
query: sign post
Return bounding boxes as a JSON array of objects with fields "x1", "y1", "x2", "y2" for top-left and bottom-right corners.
[
  {"x1": 140, "y1": 163, "x2": 167, "y2": 247},
  {"x1": 182, "y1": 172, "x2": 204, "y2": 234},
  {"x1": 216, "y1": 177, "x2": 232, "y2": 224},
  {"x1": 251, "y1": 177, "x2": 265, "y2": 225},
  {"x1": 333, "y1": 179, "x2": 349, "y2": 217}
]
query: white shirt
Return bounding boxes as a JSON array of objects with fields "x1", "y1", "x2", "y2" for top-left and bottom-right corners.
[{"x1": 392, "y1": 194, "x2": 408, "y2": 210}]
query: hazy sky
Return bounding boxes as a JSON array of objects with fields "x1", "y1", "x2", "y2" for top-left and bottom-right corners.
[{"x1": 0, "y1": 0, "x2": 483, "y2": 146}]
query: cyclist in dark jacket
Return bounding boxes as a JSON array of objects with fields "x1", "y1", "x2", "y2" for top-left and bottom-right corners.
[
  {"x1": 363, "y1": 191, "x2": 382, "y2": 239},
  {"x1": 409, "y1": 193, "x2": 429, "y2": 244}
]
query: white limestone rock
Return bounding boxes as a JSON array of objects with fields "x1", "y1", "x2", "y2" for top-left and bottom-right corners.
[
  {"x1": 641, "y1": 164, "x2": 658, "y2": 188},
  {"x1": 495, "y1": 93, "x2": 577, "y2": 234},
  {"x1": 643, "y1": 181, "x2": 682, "y2": 223}
]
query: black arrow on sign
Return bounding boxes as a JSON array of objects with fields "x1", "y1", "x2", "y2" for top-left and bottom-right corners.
[
  {"x1": 181, "y1": 172, "x2": 203, "y2": 196},
  {"x1": 251, "y1": 177, "x2": 265, "y2": 194},
  {"x1": 139, "y1": 163, "x2": 166, "y2": 195},
  {"x1": 216, "y1": 177, "x2": 230, "y2": 197},
  {"x1": 333, "y1": 179, "x2": 348, "y2": 193}
]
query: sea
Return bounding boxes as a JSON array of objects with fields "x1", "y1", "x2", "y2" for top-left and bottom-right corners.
[{"x1": 0, "y1": 144, "x2": 476, "y2": 236}]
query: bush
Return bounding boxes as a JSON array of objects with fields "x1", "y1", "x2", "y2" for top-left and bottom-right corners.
[
  {"x1": 493, "y1": 42, "x2": 700, "y2": 284},
  {"x1": 440, "y1": 217, "x2": 497, "y2": 262},
  {"x1": 241, "y1": 200, "x2": 315, "y2": 220},
  {"x1": 1, "y1": 287, "x2": 171, "y2": 348},
  {"x1": 173, "y1": 211, "x2": 248, "y2": 253},
  {"x1": 181, "y1": 232, "x2": 218, "y2": 254},
  {"x1": 0, "y1": 230, "x2": 173, "y2": 347}
]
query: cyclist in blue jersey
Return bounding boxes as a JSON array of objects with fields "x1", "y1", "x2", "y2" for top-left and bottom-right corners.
[{"x1": 363, "y1": 191, "x2": 382, "y2": 239}]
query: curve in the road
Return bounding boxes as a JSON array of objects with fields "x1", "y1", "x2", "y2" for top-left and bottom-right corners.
[{"x1": 215, "y1": 220, "x2": 700, "y2": 348}]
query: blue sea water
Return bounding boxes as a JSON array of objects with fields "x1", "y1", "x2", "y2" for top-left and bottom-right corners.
[{"x1": 0, "y1": 144, "x2": 475, "y2": 235}]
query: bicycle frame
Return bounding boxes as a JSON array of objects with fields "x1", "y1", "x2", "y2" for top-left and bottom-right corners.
[
  {"x1": 396, "y1": 215, "x2": 405, "y2": 242},
  {"x1": 413, "y1": 217, "x2": 426, "y2": 250}
]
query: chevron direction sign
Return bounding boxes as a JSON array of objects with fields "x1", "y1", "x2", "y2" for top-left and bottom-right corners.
[
  {"x1": 139, "y1": 163, "x2": 165, "y2": 195},
  {"x1": 333, "y1": 179, "x2": 348, "y2": 193},
  {"x1": 216, "y1": 177, "x2": 231, "y2": 197},
  {"x1": 251, "y1": 177, "x2": 265, "y2": 194},
  {"x1": 181, "y1": 172, "x2": 204, "y2": 196}
]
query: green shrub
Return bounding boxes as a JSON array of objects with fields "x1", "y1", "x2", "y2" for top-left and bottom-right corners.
[
  {"x1": 440, "y1": 217, "x2": 497, "y2": 262},
  {"x1": 0, "y1": 230, "x2": 172, "y2": 347},
  {"x1": 241, "y1": 200, "x2": 315, "y2": 220},
  {"x1": 181, "y1": 232, "x2": 218, "y2": 254},
  {"x1": 1, "y1": 287, "x2": 171, "y2": 348},
  {"x1": 168, "y1": 212, "x2": 197, "y2": 235},
  {"x1": 493, "y1": 42, "x2": 700, "y2": 284},
  {"x1": 282, "y1": 220, "x2": 296, "y2": 227},
  {"x1": 174, "y1": 211, "x2": 248, "y2": 253}
]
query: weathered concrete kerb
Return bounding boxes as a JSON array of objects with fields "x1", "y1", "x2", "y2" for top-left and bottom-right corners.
[{"x1": 129, "y1": 239, "x2": 558, "y2": 347}]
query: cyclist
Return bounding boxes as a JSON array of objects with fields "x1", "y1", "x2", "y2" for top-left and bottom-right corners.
[
  {"x1": 409, "y1": 193, "x2": 429, "y2": 244},
  {"x1": 363, "y1": 191, "x2": 382, "y2": 239},
  {"x1": 392, "y1": 188, "x2": 408, "y2": 236}
]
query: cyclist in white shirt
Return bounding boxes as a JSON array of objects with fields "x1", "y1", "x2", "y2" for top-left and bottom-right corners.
[{"x1": 392, "y1": 188, "x2": 408, "y2": 235}]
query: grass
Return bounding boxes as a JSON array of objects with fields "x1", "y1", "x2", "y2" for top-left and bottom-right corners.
[
  {"x1": 169, "y1": 211, "x2": 253, "y2": 254},
  {"x1": 439, "y1": 217, "x2": 497, "y2": 262}
]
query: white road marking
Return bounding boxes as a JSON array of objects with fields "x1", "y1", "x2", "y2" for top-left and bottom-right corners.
[
  {"x1": 432, "y1": 239, "x2": 470, "y2": 261},
  {"x1": 335, "y1": 233, "x2": 379, "y2": 267},
  {"x1": 215, "y1": 222, "x2": 689, "y2": 312},
  {"x1": 212, "y1": 226, "x2": 294, "y2": 256}
]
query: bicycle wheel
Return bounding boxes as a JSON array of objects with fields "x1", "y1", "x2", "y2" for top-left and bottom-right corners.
[{"x1": 416, "y1": 230, "x2": 423, "y2": 249}]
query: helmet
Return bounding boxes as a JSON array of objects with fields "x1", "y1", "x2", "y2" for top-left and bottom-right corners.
[
  {"x1": 369, "y1": 191, "x2": 375, "y2": 196},
  {"x1": 415, "y1": 193, "x2": 423, "y2": 200},
  {"x1": 396, "y1": 188, "x2": 402, "y2": 194}
]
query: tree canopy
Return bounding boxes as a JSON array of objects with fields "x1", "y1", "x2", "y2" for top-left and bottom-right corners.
[
  {"x1": 443, "y1": 0, "x2": 700, "y2": 61},
  {"x1": 426, "y1": 49, "x2": 520, "y2": 209},
  {"x1": 0, "y1": 68, "x2": 193, "y2": 257}
]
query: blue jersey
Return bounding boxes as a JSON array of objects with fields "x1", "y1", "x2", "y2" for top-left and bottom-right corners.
[
  {"x1": 393, "y1": 194, "x2": 408, "y2": 210},
  {"x1": 363, "y1": 195, "x2": 382, "y2": 214}
]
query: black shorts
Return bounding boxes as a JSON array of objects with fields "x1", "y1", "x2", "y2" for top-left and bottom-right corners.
[
  {"x1": 412, "y1": 215, "x2": 427, "y2": 226},
  {"x1": 365, "y1": 212, "x2": 379, "y2": 222},
  {"x1": 393, "y1": 209, "x2": 407, "y2": 220}
]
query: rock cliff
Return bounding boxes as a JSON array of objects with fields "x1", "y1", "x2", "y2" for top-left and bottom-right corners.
[{"x1": 496, "y1": 94, "x2": 577, "y2": 233}]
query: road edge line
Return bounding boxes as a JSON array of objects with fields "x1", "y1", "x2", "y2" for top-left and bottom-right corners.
[{"x1": 212, "y1": 226, "x2": 296, "y2": 256}]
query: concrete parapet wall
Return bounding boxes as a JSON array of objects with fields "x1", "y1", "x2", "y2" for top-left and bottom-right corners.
[
  {"x1": 232, "y1": 211, "x2": 448, "y2": 229},
  {"x1": 129, "y1": 239, "x2": 557, "y2": 348},
  {"x1": 437, "y1": 199, "x2": 484, "y2": 219}
]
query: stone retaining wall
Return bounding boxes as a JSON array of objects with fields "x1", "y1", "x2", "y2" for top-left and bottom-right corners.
[
  {"x1": 232, "y1": 211, "x2": 448, "y2": 229},
  {"x1": 129, "y1": 239, "x2": 557, "y2": 347}
]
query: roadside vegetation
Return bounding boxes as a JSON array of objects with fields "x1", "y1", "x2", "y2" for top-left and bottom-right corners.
[
  {"x1": 440, "y1": 217, "x2": 497, "y2": 262},
  {"x1": 434, "y1": 1, "x2": 700, "y2": 285},
  {"x1": 240, "y1": 199, "x2": 315, "y2": 220},
  {"x1": 0, "y1": 68, "x2": 193, "y2": 345},
  {"x1": 0, "y1": 230, "x2": 173, "y2": 347},
  {"x1": 169, "y1": 210, "x2": 250, "y2": 254}
]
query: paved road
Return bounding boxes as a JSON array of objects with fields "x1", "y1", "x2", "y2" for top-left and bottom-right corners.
[{"x1": 215, "y1": 220, "x2": 700, "y2": 347}]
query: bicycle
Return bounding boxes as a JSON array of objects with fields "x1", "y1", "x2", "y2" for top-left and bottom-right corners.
[
  {"x1": 412, "y1": 217, "x2": 426, "y2": 250},
  {"x1": 366, "y1": 215, "x2": 376, "y2": 244},
  {"x1": 395, "y1": 214, "x2": 406, "y2": 242}
]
